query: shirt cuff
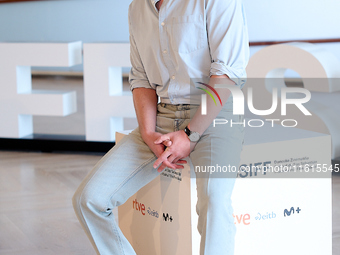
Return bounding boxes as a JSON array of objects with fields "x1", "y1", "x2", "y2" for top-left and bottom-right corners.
[
  {"x1": 129, "y1": 80, "x2": 156, "y2": 92},
  {"x1": 129, "y1": 69, "x2": 156, "y2": 91},
  {"x1": 210, "y1": 61, "x2": 247, "y2": 88}
]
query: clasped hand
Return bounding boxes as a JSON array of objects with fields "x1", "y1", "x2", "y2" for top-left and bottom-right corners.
[{"x1": 143, "y1": 130, "x2": 193, "y2": 173}]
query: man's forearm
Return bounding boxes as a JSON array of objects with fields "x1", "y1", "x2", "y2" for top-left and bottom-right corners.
[
  {"x1": 188, "y1": 75, "x2": 235, "y2": 135},
  {"x1": 132, "y1": 87, "x2": 158, "y2": 137}
]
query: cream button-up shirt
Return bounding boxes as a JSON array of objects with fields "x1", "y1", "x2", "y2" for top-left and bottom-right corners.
[{"x1": 128, "y1": 0, "x2": 250, "y2": 105}]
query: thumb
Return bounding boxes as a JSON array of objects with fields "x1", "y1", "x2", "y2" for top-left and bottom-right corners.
[
  {"x1": 162, "y1": 140, "x2": 172, "y2": 147},
  {"x1": 154, "y1": 134, "x2": 170, "y2": 144}
]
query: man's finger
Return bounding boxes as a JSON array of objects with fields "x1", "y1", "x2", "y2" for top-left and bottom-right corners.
[
  {"x1": 157, "y1": 160, "x2": 183, "y2": 172},
  {"x1": 159, "y1": 158, "x2": 187, "y2": 172},
  {"x1": 162, "y1": 139, "x2": 172, "y2": 147},
  {"x1": 153, "y1": 149, "x2": 171, "y2": 168},
  {"x1": 173, "y1": 157, "x2": 187, "y2": 165},
  {"x1": 157, "y1": 163, "x2": 167, "y2": 172},
  {"x1": 176, "y1": 159, "x2": 187, "y2": 164},
  {"x1": 157, "y1": 161, "x2": 184, "y2": 173},
  {"x1": 168, "y1": 154, "x2": 187, "y2": 164},
  {"x1": 167, "y1": 154, "x2": 177, "y2": 164},
  {"x1": 154, "y1": 134, "x2": 171, "y2": 144}
]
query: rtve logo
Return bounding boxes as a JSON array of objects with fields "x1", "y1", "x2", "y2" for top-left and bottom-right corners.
[
  {"x1": 132, "y1": 199, "x2": 145, "y2": 216},
  {"x1": 233, "y1": 213, "x2": 250, "y2": 225}
]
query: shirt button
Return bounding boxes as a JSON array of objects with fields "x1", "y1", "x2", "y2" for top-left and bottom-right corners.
[
  {"x1": 163, "y1": 50, "x2": 167, "y2": 54},
  {"x1": 161, "y1": 22, "x2": 165, "y2": 26},
  {"x1": 171, "y1": 75, "x2": 176, "y2": 80}
]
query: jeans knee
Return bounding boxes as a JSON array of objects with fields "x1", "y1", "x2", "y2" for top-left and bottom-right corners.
[
  {"x1": 197, "y1": 189, "x2": 234, "y2": 214},
  {"x1": 209, "y1": 194, "x2": 232, "y2": 208},
  {"x1": 72, "y1": 186, "x2": 84, "y2": 213},
  {"x1": 72, "y1": 184, "x2": 107, "y2": 214}
]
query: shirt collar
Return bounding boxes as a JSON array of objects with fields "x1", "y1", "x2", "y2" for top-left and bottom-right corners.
[
  {"x1": 150, "y1": 0, "x2": 161, "y2": 13},
  {"x1": 150, "y1": 0, "x2": 161, "y2": 6}
]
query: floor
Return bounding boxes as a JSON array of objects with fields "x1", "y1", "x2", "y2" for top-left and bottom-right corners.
[
  {"x1": 0, "y1": 76, "x2": 339, "y2": 254},
  {"x1": 0, "y1": 150, "x2": 100, "y2": 255}
]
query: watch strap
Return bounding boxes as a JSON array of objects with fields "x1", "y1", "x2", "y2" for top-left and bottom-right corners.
[{"x1": 184, "y1": 126, "x2": 191, "y2": 137}]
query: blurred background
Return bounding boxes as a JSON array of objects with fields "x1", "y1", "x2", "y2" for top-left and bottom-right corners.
[{"x1": 1, "y1": 0, "x2": 339, "y2": 73}]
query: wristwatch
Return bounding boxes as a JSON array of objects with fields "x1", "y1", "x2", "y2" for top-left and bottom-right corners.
[{"x1": 184, "y1": 126, "x2": 201, "y2": 142}]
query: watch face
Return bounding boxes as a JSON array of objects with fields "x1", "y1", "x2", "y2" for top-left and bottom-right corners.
[{"x1": 189, "y1": 132, "x2": 200, "y2": 142}]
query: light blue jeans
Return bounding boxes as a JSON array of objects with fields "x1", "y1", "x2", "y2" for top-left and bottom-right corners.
[{"x1": 72, "y1": 98, "x2": 244, "y2": 255}]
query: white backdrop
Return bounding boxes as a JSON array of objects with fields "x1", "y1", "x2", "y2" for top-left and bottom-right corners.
[{"x1": 244, "y1": 0, "x2": 340, "y2": 42}]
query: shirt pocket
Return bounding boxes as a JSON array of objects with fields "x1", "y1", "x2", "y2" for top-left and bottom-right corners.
[{"x1": 171, "y1": 14, "x2": 205, "y2": 54}]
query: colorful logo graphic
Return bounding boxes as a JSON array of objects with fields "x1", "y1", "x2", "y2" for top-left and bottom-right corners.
[{"x1": 196, "y1": 82, "x2": 222, "y2": 106}]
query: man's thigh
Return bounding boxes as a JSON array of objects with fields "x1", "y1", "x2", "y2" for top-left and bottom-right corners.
[
  {"x1": 77, "y1": 127, "x2": 161, "y2": 209},
  {"x1": 189, "y1": 105, "x2": 245, "y2": 180},
  {"x1": 188, "y1": 107, "x2": 244, "y2": 214}
]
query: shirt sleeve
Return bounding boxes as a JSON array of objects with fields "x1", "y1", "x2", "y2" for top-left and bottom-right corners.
[
  {"x1": 206, "y1": 0, "x2": 250, "y2": 88},
  {"x1": 128, "y1": 6, "x2": 156, "y2": 92}
]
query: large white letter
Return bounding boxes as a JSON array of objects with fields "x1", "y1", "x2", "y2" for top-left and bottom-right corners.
[
  {"x1": 214, "y1": 84, "x2": 245, "y2": 115},
  {"x1": 248, "y1": 87, "x2": 278, "y2": 116},
  {"x1": 0, "y1": 42, "x2": 82, "y2": 138},
  {"x1": 246, "y1": 42, "x2": 340, "y2": 159},
  {"x1": 83, "y1": 43, "x2": 134, "y2": 141},
  {"x1": 281, "y1": 87, "x2": 312, "y2": 116}
]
